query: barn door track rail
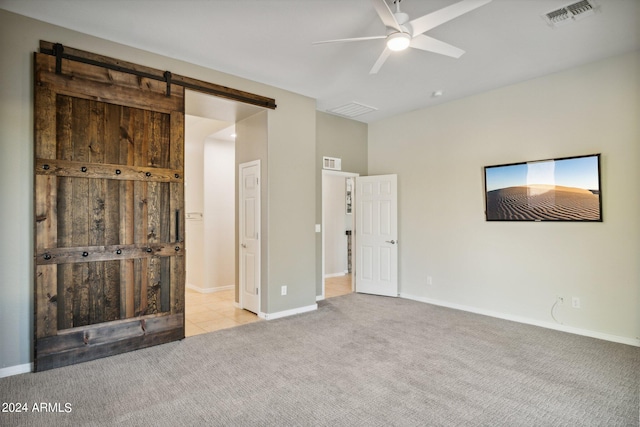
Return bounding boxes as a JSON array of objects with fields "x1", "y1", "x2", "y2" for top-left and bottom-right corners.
[{"x1": 40, "y1": 41, "x2": 277, "y2": 109}]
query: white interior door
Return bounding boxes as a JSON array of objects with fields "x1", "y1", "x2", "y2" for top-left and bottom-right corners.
[
  {"x1": 239, "y1": 160, "x2": 260, "y2": 314},
  {"x1": 355, "y1": 174, "x2": 398, "y2": 297}
]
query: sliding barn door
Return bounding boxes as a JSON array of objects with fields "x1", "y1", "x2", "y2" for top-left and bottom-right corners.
[{"x1": 34, "y1": 46, "x2": 185, "y2": 371}]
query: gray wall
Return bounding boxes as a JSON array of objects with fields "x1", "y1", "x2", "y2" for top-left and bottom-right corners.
[
  {"x1": 315, "y1": 112, "x2": 368, "y2": 296},
  {"x1": 0, "y1": 9, "x2": 317, "y2": 371},
  {"x1": 368, "y1": 51, "x2": 640, "y2": 344}
]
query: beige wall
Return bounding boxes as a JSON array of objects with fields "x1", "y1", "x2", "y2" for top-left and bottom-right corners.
[
  {"x1": 185, "y1": 125, "x2": 206, "y2": 290},
  {"x1": 185, "y1": 120, "x2": 236, "y2": 293},
  {"x1": 204, "y1": 138, "x2": 236, "y2": 290},
  {"x1": 0, "y1": 9, "x2": 317, "y2": 371},
  {"x1": 368, "y1": 51, "x2": 640, "y2": 344},
  {"x1": 315, "y1": 112, "x2": 368, "y2": 296}
]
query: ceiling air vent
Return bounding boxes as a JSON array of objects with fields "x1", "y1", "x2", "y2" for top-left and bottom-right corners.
[
  {"x1": 328, "y1": 102, "x2": 377, "y2": 118},
  {"x1": 323, "y1": 156, "x2": 342, "y2": 171},
  {"x1": 544, "y1": 0, "x2": 597, "y2": 27}
]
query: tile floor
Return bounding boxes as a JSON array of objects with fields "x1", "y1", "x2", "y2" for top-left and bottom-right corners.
[
  {"x1": 325, "y1": 273, "x2": 353, "y2": 298},
  {"x1": 184, "y1": 274, "x2": 353, "y2": 337},
  {"x1": 184, "y1": 288, "x2": 261, "y2": 337}
]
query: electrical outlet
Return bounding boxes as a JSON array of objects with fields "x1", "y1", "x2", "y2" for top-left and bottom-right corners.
[
  {"x1": 281, "y1": 285, "x2": 287, "y2": 296},
  {"x1": 572, "y1": 297, "x2": 581, "y2": 309},
  {"x1": 427, "y1": 276, "x2": 433, "y2": 286}
]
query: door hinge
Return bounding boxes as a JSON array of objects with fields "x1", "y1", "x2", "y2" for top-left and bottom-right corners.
[
  {"x1": 255, "y1": 287, "x2": 259, "y2": 295},
  {"x1": 256, "y1": 177, "x2": 259, "y2": 185}
]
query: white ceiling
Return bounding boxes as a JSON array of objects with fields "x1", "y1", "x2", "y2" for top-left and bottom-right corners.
[{"x1": 2, "y1": 0, "x2": 639, "y2": 123}]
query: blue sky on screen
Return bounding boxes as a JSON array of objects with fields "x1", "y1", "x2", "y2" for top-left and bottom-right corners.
[{"x1": 485, "y1": 156, "x2": 599, "y2": 192}]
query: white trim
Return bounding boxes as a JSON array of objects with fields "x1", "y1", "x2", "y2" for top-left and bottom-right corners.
[
  {"x1": 400, "y1": 293, "x2": 640, "y2": 347},
  {"x1": 186, "y1": 283, "x2": 234, "y2": 294},
  {"x1": 324, "y1": 272, "x2": 346, "y2": 278},
  {"x1": 316, "y1": 295, "x2": 325, "y2": 302},
  {"x1": 0, "y1": 363, "x2": 32, "y2": 378},
  {"x1": 259, "y1": 304, "x2": 318, "y2": 320}
]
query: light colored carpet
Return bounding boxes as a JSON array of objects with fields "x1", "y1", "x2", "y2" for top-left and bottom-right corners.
[{"x1": 1, "y1": 293, "x2": 638, "y2": 426}]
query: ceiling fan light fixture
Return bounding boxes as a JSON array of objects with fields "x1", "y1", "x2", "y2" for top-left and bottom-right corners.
[{"x1": 386, "y1": 32, "x2": 411, "y2": 51}]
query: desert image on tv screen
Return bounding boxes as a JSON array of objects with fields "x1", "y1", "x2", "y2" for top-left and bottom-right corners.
[{"x1": 484, "y1": 155, "x2": 601, "y2": 221}]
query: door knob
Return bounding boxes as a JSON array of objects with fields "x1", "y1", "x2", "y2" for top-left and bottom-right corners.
[
  {"x1": 385, "y1": 240, "x2": 396, "y2": 244},
  {"x1": 241, "y1": 243, "x2": 247, "y2": 248}
]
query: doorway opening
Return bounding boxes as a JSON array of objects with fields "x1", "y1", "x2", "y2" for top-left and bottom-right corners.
[
  {"x1": 322, "y1": 170, "x2": 359, "y2": 300},
  {"x1": 184, "y1": 90, "x2": 265, "y2": 336}
]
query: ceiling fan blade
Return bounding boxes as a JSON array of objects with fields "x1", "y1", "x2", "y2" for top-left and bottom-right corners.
[
  {"x1": 313, "y1": 35, "x2": 386, "y2": 45},
  {"x1": 369, "y1": 47, "x2": 392, "y2": 74},
  {"x1": 370, "y1": 0, "x2": 402, "y2": 32},
  {"x1": 409, "y1": 0, "x2": 492, "y2": 36},
  {"x1": 410, "y1": 34, "x2": 465, "y2": 58}
]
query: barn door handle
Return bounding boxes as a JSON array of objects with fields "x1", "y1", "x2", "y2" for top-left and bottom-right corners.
[
  {"x1": 385, "y1": 240, "x2": 396, "y2": 244},
  {"x1": 175, "y1": 210, "x2": 180, "y2": 242}
]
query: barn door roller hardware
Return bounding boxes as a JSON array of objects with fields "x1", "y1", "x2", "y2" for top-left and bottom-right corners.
[
  {"x1": 48, "y1": 43, "x2": 165, "y2": 85},
  {"x1": 164, "y1": 71, "x2": 172, "y2": 97},
  {"x1": 53, "y1": 43, "x2": 63, "y2": 74},
  {"x1": 40, "y1": 41, "x2": 277, "y2": 109}
]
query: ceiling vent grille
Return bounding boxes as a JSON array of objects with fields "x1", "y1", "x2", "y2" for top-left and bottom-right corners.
[
  {"x1": 544, "y1": 0, "x2": 597, "y2": 27},
  {"x1": 323, "y1": 156, "x2": 342, "y2": 171},
  {"x1": 328, "y1": 102, "x2": 378, "y2": 118}
]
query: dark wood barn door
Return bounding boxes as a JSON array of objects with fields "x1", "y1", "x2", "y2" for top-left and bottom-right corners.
[{"x1": 34, "y1": 44, "x2": 185, "y2": 371}]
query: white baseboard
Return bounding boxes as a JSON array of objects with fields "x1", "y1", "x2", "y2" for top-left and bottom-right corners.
[
  {"x1": 0, "y1": 363, "x2": 32, "y2": 378},
  {"x1": 259, "y1": 304, "x2": 317, "y2": 320},
  {"x1": 400, "y1": 293, "x2": 640, "y2": 347},
  {"x1": 324, "y1": 272, "x2": 347, "y2": 278},
  {"x1": 186, "y1": 283, "x2": 234, "y2": 294}
]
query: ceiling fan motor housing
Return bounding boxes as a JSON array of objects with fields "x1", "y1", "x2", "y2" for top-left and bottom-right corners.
[{"x1": 394, "y1": 11, "x2": 409, "y2": 25}]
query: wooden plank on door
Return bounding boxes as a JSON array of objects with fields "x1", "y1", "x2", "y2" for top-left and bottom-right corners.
[
  {"x1": 103, "y1": 102, "x2": 122, "y2": 322},
  {"x1": 118, "y1": 105, "x2": 135, "y2": 319},
  {"x1": 35, "y1": 313, "x2": 184, "y2": 371},
  {"x1": 54, "y1": 94, "x2": 74, "y2": 330},
  {"x1": 34, "y1": 80, "x2": 58, "y2": 340},
  {"x1": 70, "y1": 97, "x2": 90, "y2": 328},
  {"x1": 87, "y1": 100, "x2": 106, "y2": 325},
  {"x1": 169, "y1": 111, "x2": 185, "y2": 316}
]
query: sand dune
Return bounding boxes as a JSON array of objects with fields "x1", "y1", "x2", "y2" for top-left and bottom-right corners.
[{"x1": 486, "y1": 185, "x2": 600, "y2": 221}]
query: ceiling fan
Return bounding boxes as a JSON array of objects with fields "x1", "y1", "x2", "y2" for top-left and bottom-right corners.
[{"x1": 313, "y1": 0, "x2": 492, "y2": 74}]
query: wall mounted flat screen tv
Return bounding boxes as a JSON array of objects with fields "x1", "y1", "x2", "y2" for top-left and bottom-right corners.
[{"x1": 484, "y1": 154, "x2": 602, "y2": 222}]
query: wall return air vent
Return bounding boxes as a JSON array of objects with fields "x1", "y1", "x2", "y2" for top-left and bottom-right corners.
[
  {"x1": 323, "y1": 156, "x2": 342, "y2": 171},
  {"x1": 544, "y1": 0, "x2": 598, "y2": 27}
]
